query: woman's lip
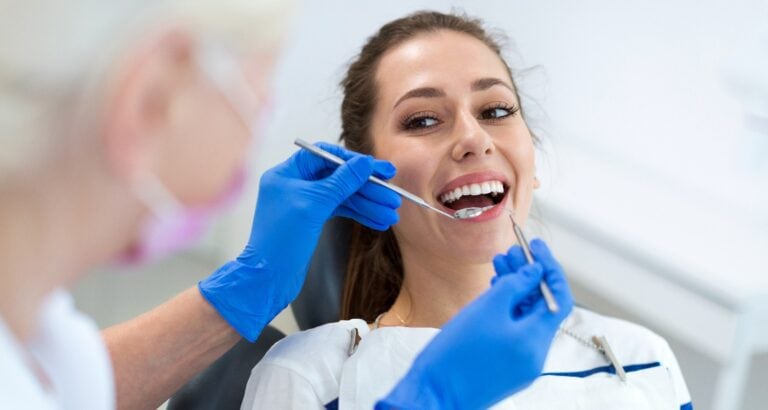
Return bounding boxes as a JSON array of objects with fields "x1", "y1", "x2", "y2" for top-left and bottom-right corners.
[{"x1": 435, "y1": 170, "x2": 509, "y2": 198}]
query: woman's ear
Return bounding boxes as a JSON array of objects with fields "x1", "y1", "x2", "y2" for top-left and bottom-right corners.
[
  {"x1": 533, "y1": 176, "x2": 541, "y2": 189},
  {"x1": 101, "y1": 28, "x2": 196, "y2": 182}
]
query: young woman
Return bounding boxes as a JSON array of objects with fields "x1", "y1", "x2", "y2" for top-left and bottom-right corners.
[{"x1": 242, "y1": 11, "x2": 692, "y2": 410}]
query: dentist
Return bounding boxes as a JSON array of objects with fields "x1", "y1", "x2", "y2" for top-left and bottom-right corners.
[{"x1": 0, "y1": 1, "x2": 572, "y2": 409}]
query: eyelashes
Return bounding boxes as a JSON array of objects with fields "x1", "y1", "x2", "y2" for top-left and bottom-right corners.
[
  {"x1": 400, "y1": 111, "x2": 441, "y2": 131},
  {"x1": 481, "y1": 102, "x2": 520, "y2": 121},
  {"x1": 399, "y1": 102, "x2": 520, "y2": 132}
]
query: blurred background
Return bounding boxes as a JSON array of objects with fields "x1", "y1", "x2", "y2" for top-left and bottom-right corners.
[{"x1": 72, "y1": 1, "x2": 767, "y2": 409}]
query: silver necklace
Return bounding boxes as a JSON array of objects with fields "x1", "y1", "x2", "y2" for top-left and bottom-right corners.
[
  {"x1": 558, "y1": 326, "x2": 627, "y2": 382},
  {"x1": 558, "y1": 326, "x2": 603, "y2": 352}
]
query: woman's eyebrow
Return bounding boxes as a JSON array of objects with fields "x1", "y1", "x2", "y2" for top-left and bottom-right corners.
[
  {"x1": 392, "y1": 78, "x2": 513, "y2": 109},
  {"x1": 393, "y1": 87, "x2": 446, "y2": 108},
  {"x1": 471, "y1": 77, "x2": 514, "y2": 93}
]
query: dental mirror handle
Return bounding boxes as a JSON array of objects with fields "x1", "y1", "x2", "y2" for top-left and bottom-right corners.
[{"x1": 294, "y1": 139, "x2": 456, "y2": 219}]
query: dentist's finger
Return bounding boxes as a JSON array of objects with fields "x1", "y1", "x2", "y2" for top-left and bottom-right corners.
[
  {"x1": 341, "y1": 194, "x2": 399, "y2": 227},
  {"x1": 355, "y1": 182, "x2": 402, "y2": 209},
  {"x1": 313, "y1": 142, "x2": 397, "y2": 179},
  {"x1": 334, "y1": 204, "x2": 397, "y2": 231},
  {"x1": 489, "y1": 263, "x2": 544, "y2": 313},
  {"x1": 504, "y1": 245, "x2": 528, "y2": 271},
  {"x1": 529, "y1": 239, "x2": 562, "y2": 273}
]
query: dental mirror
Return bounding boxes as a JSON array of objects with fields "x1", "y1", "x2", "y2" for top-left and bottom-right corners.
[{"x1": 453, "y1": 206, "x2": 494, "y2": 219}]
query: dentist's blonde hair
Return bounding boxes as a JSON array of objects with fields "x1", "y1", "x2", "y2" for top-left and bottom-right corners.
[{"x1": 0, "y1": 0, "x2": 292, "y2": 186}]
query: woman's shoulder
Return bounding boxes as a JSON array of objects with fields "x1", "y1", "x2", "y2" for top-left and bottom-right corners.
[
  {"x1": 259, "y1": 319, "x2": 370, "y2": 372},
  {"x1": 243, "y1": 320, "x2": 370, "y2": 408},
  {"x1": 572, "y1": 307, "x2": 665, "y2": 340}
]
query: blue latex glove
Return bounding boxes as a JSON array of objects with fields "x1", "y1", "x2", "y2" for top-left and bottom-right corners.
[
  {"x1": 200, "y1": 142, "x2": 401, "y2": 341},
  {"x1": 377, "y1": 239, "x2": 573, "y2": 410}
]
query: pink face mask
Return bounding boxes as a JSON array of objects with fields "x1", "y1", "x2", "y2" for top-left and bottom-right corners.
[
  {"x1": 120, "y1": 170, "x2": 246, "y2": 265},
  {"x1": 119, "y1": 42, "x2": 265, "y2": 266}
]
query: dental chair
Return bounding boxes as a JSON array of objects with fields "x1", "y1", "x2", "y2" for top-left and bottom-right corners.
[
  {"x1": 291, "y1": 216, "x2": 352, "y2": 330},
  {"x1": 166, "y1": 325, "x2": 286, "y2": 410},
  {"x1": 168, "y1": 217, "x2": 352, "y2": 409}
]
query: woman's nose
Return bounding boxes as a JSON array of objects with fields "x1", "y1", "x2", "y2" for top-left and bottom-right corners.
[{"x1": 451, "y1": 110, "x2": 494, "y2": 161}]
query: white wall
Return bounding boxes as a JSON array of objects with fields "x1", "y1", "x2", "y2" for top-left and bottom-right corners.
[{"x1": 231, "y1": 0, "x2": 768, "y2": 300}]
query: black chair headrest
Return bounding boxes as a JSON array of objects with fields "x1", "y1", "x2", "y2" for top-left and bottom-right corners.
[{"x1": 291, "y1": 217, "x2": 353, "y2": 330}]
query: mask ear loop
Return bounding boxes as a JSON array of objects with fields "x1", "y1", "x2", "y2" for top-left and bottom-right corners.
[
  {"x1": 132, "y1": 172, "x2": 184, "y2": 219},
  {"x1": 195, "y1": 39, "x2": 261, "y2": 133},
  {"x1": 195, "y1": 38, "x2": 267, "y2": 181}
]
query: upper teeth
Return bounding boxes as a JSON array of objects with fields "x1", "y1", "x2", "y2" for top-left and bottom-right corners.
[{"x1": 439, "y1": 180, "x2": 505, "y2": 204}]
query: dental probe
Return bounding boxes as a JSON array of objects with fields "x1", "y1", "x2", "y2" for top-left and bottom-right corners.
[
  {"x1": 294, "y1": 139, "x2": 456, "y2": 219},
  {"x1": 509, "y1": 212, "x2": 560, "y2": 313},
  {"x1": 451, "y1": 206, "x2": 560, "y2": 312}
]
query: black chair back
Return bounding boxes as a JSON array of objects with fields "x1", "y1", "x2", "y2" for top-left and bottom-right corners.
[
  {"x1": 291, "y1": 217, "x2": 353, "y2": 330},
  {"x1": 167, "y1": 325, "x2": 285, "y2": 410}
]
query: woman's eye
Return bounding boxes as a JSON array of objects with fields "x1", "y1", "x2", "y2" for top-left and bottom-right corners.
[
  {"x1": 404, "y1": 116, "x2": 440, "y2": 130},
  {"x1": 480, "y1": 106, "x2": 513, "y2": 120}
]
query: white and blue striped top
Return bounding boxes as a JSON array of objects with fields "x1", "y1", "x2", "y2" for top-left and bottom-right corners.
[{"x1": 241, "y1": 307, "x2": 692, "y2": 409}]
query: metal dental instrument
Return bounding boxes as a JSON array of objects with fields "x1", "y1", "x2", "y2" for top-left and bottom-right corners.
[
  {"x1": 294, "y1": 139, "x2": 456, "y2": 219},
  {"x1": 297, "y1": 139, "x2": 559, "y2": 312},
  {"x1": 508, "y1": 212, "x2": 560, "y2": 313},
  {"x1": 453, "y1": 206, "x2": 493, "y2": 220}
]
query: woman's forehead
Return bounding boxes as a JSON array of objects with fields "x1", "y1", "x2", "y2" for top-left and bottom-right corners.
[{"x1": 375, "y1": 30, "x2": 512, "y2": 104}]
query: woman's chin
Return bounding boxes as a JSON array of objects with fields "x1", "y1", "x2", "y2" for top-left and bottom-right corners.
[
  {"x1": 443, "y1": 237, "x2": 512, "y2": 265},
  {"x1": 400, "y1": 213, "x2": 514, "y2": 264},
  {"x1": 444, "y1": 221, "x2": 514, "y2": 252}
]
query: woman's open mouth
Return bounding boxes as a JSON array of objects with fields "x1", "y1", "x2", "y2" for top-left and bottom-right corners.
[{"x1": 437, "y1": 179, "x2": 509, "y2": 213}]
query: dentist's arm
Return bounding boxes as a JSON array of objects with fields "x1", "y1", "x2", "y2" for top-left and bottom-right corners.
[
  {"x1": 377, "y1": 239, "x2": 574, "y2": 410},
  {"x1": 105, "y1": 143, "x2": 401, "y2": 410},
  {"x1": 103, "y1": 288, "x2": 239, "y2": 410}
]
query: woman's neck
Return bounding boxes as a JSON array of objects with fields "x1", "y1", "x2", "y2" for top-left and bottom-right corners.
[{"x1": 383, "y1": 249, "x2": 494, "y2": 328}]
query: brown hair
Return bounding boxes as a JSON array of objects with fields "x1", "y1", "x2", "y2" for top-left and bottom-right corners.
[{"x1": 339, "y1": 11, "x2": 523, "y2": 321}]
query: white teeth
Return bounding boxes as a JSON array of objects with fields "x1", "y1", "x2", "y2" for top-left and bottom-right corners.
[{"x1": 439, "y1": 180, "x2": 507, "y2": 204}]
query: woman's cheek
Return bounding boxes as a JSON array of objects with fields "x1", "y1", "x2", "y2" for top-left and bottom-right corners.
[
  {"x1": 390, "y1": 160, "x2": 422, "y2": 193},
  {"x1": 383, "y1": 143, "x2": 425, "y2": 187}
]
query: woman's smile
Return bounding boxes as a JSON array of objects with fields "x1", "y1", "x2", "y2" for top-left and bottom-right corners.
[{"x1": 435, "y1": 170, "x2": 512, "y2": 223}]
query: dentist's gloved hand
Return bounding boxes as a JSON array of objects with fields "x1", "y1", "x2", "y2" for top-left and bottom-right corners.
[
  {"x1": 377, "y1": 239, "x2": 573, "y2": 410},
  {"x1": 200, "y1": 142, "x2": 401, "y2": 341}
]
